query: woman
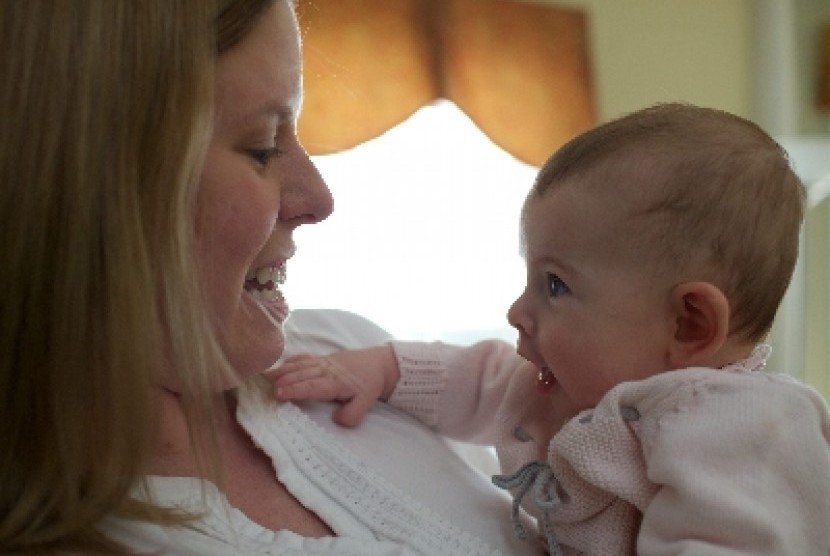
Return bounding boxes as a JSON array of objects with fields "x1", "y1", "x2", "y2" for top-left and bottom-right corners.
[{"x1": 0, "y1": 1, "x2": 542, "y2": 554}]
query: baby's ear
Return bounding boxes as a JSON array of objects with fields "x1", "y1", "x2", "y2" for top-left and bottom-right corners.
[{"x1": 668, "y1": 281, "x2": 730, "y2": 368}]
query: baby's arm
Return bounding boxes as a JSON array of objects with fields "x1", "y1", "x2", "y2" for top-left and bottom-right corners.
[
  {"x1": 270, "y1": 345, "x2": 400, "y2": 427},
  {"x1": 274, "y1": 339, "x2": 539, "y2": 448}
]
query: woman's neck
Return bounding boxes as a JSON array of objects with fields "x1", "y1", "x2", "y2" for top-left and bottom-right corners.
[
  {"x1": 146, "y1": 383, "x2": 335, "y2": 536},
  {"x1": 149, "y1": 387, "x2": 236, "y2": 477}
]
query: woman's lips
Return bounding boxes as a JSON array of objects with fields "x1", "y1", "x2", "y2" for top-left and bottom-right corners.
[
  {"x1": 244, "y1": 264, "x2": 285, "y2": 298},
  {"x1": 261, "y1": 294, "x2": 289, "y2": 324},
  {"x1": 536, "y1": 366, "x2": 557, "y2": 394},
  {"x1": 244, "y1": 263, "x2": 289, "y2": 323}
]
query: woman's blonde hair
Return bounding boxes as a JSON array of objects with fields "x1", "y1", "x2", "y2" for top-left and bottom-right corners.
[{"x1": 0, "y1": 0, "x2": 276, "y2": 553}]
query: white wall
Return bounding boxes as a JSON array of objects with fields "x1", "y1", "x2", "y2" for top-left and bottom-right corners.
[
  {"x1": 754, "y1": 0, "x2": 830, "y2": 136},
  {"x1": 528, "y1": 0, "x2": 753, "y2": 121},
  {"x1": 794, "y1": 0, "x2": 830, "y2": 134}
]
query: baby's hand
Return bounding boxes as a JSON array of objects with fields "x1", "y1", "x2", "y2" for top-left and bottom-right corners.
[{"x1": 270, "y1": 347, "x2": 397, "y2": 427}]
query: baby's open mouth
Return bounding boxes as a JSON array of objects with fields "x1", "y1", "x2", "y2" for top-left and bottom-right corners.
[
  {"x1": 536, "y1": 365, "x2": 557, "y2": 393},
  {"x1": 244, "y1": 264, "x2": 286, "y2": 303}
]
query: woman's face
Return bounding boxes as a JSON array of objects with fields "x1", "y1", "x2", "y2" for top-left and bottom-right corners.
[{"x1": 196, "y1": 1, "x2": 332, "y2": 384}]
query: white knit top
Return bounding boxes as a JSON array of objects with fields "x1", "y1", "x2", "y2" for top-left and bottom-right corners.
[{"x1": 100, "y1": 310, "x2": 543, "y2": 556}]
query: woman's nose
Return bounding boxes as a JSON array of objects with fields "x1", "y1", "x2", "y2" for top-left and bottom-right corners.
[{"x1": 279, "y1": 144, "x2": 334, "y2": 227}]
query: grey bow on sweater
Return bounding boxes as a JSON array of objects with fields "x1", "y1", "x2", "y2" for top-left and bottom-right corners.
[{"x1": 492, "y1": 460, "x2": 563, "y2": 556}]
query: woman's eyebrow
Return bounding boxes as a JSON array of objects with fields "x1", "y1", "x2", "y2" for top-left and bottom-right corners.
[{"x1": 239, "y1": 98, "x2": 300, "y2": 128}]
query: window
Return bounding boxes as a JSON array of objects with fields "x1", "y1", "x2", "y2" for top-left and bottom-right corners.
[{"x1": 285, "y1": 100, "x2": 537, "y2": 344}]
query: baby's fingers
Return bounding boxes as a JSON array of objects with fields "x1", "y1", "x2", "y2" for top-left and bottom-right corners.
[
  {"x1": 332, "y1": 394, "x2": 375, "y2": 428},
  {"x1": 274, "y1": 374, "x2": 346, "y2": 403},
  {"x1": 273, "y1": 354, "x2": 322, "y2": 377},
  {"x1": 270, "y1": 354, "x2": 337, "y2": 389}
]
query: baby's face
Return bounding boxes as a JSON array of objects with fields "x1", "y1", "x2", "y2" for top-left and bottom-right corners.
[{"x1": 508, "y1": 182, "x2": 677, "y2": 423}]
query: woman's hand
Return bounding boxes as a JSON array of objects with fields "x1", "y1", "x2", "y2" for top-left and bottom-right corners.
[{"x1": 269, "y1": 345, "x2": 400, "y2": 427}]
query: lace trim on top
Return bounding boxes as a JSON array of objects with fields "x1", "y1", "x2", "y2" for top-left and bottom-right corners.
[
  {"x1": 119, "y1": 477, "x2": 413, "y2": 555},
  {"x1": 720, "y1": 344, "x2": 771, "y2": 373},
  {"x1": 237, "y1": 386, "x2": 501, "y2": 556}
]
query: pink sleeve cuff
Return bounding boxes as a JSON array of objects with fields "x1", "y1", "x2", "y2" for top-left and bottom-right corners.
[{"x1": 387, "y1": 341, "x2": 450, "y2": 428}]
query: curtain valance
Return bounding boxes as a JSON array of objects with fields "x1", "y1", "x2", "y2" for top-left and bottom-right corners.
[{"x1": 296, "y1": 0, "x2": 596, "y2": 166}]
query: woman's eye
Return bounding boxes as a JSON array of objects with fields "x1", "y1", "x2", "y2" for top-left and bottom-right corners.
[
  {"x1": 547, "y1": 273, "x2": 570, "y2": 298},
  {"x1": 248, "y1": 147, "x2": 281, "y2": 167}
]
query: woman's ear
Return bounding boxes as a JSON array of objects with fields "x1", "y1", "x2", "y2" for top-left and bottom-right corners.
[{"x1": 668, "y1": 281, "x2": 730, "y2": 368}]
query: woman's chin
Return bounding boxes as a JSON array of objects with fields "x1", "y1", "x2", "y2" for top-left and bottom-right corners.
[
  {"x1": 219, "y1": 292, "x2": 288, "y2": 381},
  {"x1": 244, "y1": 286, "x2": 289, "y2": 325},
  {"x1": 232, "y1": 332, "x2": 285, "y2": 376}
]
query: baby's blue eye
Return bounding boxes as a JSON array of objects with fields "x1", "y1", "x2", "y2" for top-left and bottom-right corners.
[{"x1": 547, "y1": 273, "x2": 570, "y2": 297}]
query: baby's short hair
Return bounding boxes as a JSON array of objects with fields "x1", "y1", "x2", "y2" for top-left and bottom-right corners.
[{"x1": 532, "y1": 102, "x2": 806, "y2": 342}]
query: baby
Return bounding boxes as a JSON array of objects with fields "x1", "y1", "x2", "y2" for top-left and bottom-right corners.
[{"x1": 271, "y1": 103, "x2": 830, "y2": 555}]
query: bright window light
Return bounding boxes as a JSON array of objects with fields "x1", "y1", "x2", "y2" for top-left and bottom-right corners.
[{"x1": 285, "y1": 100, "x2": 538, "y2": 344}]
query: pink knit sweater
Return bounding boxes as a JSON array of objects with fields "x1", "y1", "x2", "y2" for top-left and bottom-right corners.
[{"x1": 388, "y1": 340, "x2": 830, "y2": 555}]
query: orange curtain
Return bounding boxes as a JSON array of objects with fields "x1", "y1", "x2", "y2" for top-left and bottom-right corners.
[{"x1": 297, "y1": 0, "x2": 595, "y2": 166}]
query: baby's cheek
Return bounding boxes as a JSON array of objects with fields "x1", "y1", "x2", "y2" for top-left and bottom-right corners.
[{"x1": 561, "y1": 372, "x2": 608, "y2": 411}]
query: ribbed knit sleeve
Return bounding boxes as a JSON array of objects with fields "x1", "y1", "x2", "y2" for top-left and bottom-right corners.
[
  {"x1": 386, "y1": 341, "x2": 451, "y2": 429},
  {"x1": 387, "y1": 340, "x2": 546, "y2": 450}
]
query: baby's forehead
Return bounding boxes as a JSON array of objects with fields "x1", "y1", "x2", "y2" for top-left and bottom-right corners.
[
  {"x1": 520, "y1": 177, "x2": 661, "y2": 261},
  {"x1": 526, "y1": 164, "x2": 646, "y2": 213},
  {"x1": 537, "y1": 148, "x2": 662, "y2": 193}
]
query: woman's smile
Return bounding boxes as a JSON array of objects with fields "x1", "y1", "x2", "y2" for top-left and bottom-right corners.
[{"x1": 244, "y1": 262, "x2": 290, "y2": 323}]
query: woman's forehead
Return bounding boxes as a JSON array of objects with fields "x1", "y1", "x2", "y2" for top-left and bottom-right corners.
[{"x1": 214, "y1": 2, "x2": 302, "y2": 123}]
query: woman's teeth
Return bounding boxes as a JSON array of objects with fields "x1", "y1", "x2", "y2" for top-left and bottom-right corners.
[{"x1": 244, "y1": 264, "x2": 286, "y2": 302}]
